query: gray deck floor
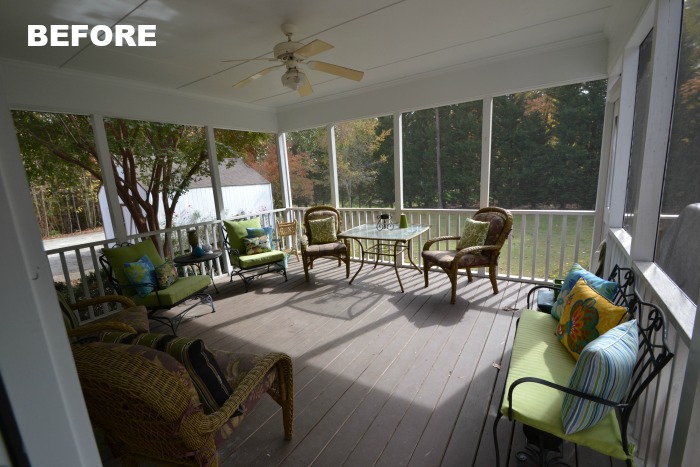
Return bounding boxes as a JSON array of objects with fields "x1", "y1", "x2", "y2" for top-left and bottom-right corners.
[{"x1": 160, "y1": 258, "x2": 625, "y2": 467}]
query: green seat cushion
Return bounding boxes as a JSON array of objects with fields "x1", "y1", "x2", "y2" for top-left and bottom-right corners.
[
  {"x1": 129, "y1": 275, "x2": 210, "y2": 308},
  {"x1": 224, "y1": 218, "x2": 261, "y2": 254},
  {"x1": 234, "y1": 250, "x2": 285, "y2": 269},
  {"x1": 102, "y1": 241, "x2": 163, "y2": 295},
  {"x1": 501, "y1": 309, "x2": 631, "y2": 461}
]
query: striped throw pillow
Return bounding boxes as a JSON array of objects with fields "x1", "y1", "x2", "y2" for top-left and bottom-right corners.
[{"x1": 562, "y1": 320, "x2": 638, "y2": 434}]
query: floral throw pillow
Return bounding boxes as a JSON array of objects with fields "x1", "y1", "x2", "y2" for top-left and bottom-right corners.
[
  {"x1": 243, "y1": 235, "x2": 271, "y2": 255},
  {"x1": 155, "y1": 259, "x2": 179, "y2": 289},
  {"x1": 557, "y1": 278, "x2": 629, "y2": 360},
  {"x1": 309, "y1": 216, "x2": 337, "y2": 244},
  {"x1": 123, "y1": 254, "x2": 157, "y2": 297},
  {"x1": 456, "y1": 218, "x2": 490, "y2": 251}
]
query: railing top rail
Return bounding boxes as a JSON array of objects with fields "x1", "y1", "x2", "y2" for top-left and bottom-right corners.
[{"x1": 291, "y1": 206, "x2": 594, "y2": 216}]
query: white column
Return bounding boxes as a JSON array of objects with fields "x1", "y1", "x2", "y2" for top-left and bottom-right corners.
[
  {"x1": 480, "y1": 98, "x2": 493, "y2": 208},
  {"x1": 328, "y1": 124, "x2": 339, "y2": 208},
  {"x1": 92, "y1": 114, "x2": 127, "y2": 242},
  {"x1": 0, "y1": 78, "x2": 101, "y2": 466},
  {"x1": 277, "y1": 132, "x2": 292, "y2": 212},
  {"x1": 204, "y1": 126, "x2": 224, "y2": 221},
  {"x1": 629, "y1": 0, "x2": 682, "y2": 261},
  {"x1": 590, "y1": 99, "x2": 616, "y2": 266},
  {"x1": 393, "y1": 112, "x2": 405, "y2": 266}
]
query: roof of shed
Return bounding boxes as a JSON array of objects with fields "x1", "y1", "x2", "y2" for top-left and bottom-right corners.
[{"x1": 188, "y1": 159, "x2": 270, "y2": 189}]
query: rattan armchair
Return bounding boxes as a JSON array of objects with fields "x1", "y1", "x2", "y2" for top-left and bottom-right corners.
[
  {"x1": 422, "y1": 207, "x2": 513, "y2": 304},
  {"x1": 57, "y1": 292, "x2": 149, "y2": 339},
  {"x1": 301, "y1": 206, "x2": 350, "y2": 282},
  {"x1": 72, "y1": 342, "x2": 294, "y2": 466}
]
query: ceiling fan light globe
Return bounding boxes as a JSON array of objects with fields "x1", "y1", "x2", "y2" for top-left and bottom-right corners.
[{"x1": 281, "y1": 69, "x2": 305, "y2": 91}]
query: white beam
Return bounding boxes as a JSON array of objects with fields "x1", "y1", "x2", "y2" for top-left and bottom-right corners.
[
  {"x1": 328, "y1": 125, "x2": 339, "y2": 208},
  {"x1": 92, "y1": 114, "x2": 127, "y2": 242},
  {"x1": 204, "y1": 126, "x2": 224, "y2": 221},
  {"x1": 629, "y1": 0, "x2": 682, "y2": 261},
  {"x1": 480, "y1": 98, "x2": 493, "y2": 208}
]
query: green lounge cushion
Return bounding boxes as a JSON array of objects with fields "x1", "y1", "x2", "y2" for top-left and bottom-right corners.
[
  {"x1": 129, "y1": 275, "x2": 210, "y2": 308},
  {"x1": 102, "y1": 241, "x2": 163, "y2": 295},
  {"x1": 501, "y1": 309, "x2": 631, "y2": 461},
  {"x1": 234, "y1": 250, "x2": 285, "y2": 269},
  {"x1": 224, "y1": 218, "x2": 261, "y2": 254}
]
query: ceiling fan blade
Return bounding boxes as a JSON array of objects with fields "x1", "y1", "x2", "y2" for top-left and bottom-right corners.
[
  {"x1": 232, "y1": 65, "x2": 281, "y2": 88},
  {"x1": 307, "y1": 61, "x2": 364, "y2": 81},
  {"x1": 222, "y1": 58, "x2": 279, "y2": 63},
  {"x1": 298, "y1": 76, "x2": 313, "y2": 97},
  {"x1": 295, "y1": 39, "x2": 333, "y2": 58}
]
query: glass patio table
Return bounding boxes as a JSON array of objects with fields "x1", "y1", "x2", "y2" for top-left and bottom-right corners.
[{"x1": 337, "y1": 223, "x2": 430, "y2": 292}]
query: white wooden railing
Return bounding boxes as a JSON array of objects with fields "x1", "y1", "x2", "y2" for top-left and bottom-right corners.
[
  {"x1": 606, "y1": 228, "x2": 697, "y2": 466},
  {"x1": 46, "y1": 209, "x2": 284, "y2": 322},
  {"x1": 291, "y1": 207, "x2": 595, "y2": 283}
]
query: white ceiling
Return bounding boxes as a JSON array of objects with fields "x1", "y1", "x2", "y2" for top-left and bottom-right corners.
[{"x1": 0, "y1": 0, "x2": 616, "y2": 112}]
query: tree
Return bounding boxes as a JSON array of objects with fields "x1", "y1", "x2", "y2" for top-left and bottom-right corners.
[{"x1": 15, "y1": 113, "x2": 264, "y2": 243}]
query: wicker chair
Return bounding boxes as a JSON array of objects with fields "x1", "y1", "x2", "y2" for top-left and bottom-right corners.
[
  {"x1": 276, "y1": 218, "x2": 300, "y2": 262},
  {"x1": 422, "y1": 207, "x2": 513, "y2": 304},
  {"x1": 57, "y1": 292, "x2": 149, "y2": 340},
  {"x1": 72, "y1": 341, "x2": 294, "y2": 466},
  {"x1": 301, "y1": 206, "x2": 350, "y2": 282}
]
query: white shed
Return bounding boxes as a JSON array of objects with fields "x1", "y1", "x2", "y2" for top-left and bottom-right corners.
[{"x1": 99, "y1": 159, "x2": 273, "y2": 238}]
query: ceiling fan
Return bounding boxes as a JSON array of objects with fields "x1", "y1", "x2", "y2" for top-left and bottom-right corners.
[{"x1": 223, "y1": 23, "x2": 364, "y2": 97}]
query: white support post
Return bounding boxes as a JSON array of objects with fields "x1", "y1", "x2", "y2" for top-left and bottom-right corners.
[
  {"x1": 629, "y1": 0, "x2": 682, "y2": 261},
  {"x1": 480, "y1": 98, "x2": 493, "y2": 208},
  {"x1": 591, "y1": 99, "x2": 616, "y2": 265},
  {"x1": 204, "y1": 126, "x2": 224, "y2": 221},
  {"x1": 277, "y1": 132, "x2": 292, "y2": 214},
  {"x1": 91, "y1": 114, "x2": 127, "y2": 242},
  {"x1": 0, "y1": 78, "x2": 102, "y2": 466},
  {"x1": 393, "y1": 112, "x2": 405, "y2": 266},
  {"x1": 328, "y1": 124, "x2": 339, "y2": 208}
]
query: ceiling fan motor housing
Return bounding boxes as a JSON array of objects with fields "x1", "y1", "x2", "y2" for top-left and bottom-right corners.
[{"x1": 274, "y1": 41, "x2": 304, "y2": 60}]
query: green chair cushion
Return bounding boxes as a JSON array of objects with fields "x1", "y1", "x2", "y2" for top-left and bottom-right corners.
[
  {"x1": 102, "y1": 241, "x2": 163, "y2": 294},
  {"x1": 235, "y1": 250, "x2": 285, "y2": 269},
  {"x1": 224, "y1": 218, "x2": 261, "y2": 255},
  {"x1": 501, "y1": 309, "x2": 631, "y2": 461},
  {"x1": 129, "y1": 275, "x2": 211, "y2": 308}
]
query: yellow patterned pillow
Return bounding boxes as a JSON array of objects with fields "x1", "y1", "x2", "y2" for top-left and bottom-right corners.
[{"x1": 556, "y1": 278, "x2": 629, "y2": 360}]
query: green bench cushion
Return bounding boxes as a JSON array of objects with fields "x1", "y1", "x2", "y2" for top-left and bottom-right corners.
[
  {"x1": 501, "y1": 309, "x2": 631, "y2": 461},
  {"x1": 130, "y1": 275, "x2": 211, "y2": 308},
  {"x1": 224, "y1": 218, "x2": 261, "y2": 254}
]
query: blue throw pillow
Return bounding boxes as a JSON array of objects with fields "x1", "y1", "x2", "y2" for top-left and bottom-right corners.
[
  {"x1": 123, "y1": 254, "x2": 157, "y2": 297},
  {"x1": 247, "y1": 226, "x2": 274, "y2": 240},
  {"x1": 551, "y1": 263, "x2": 619, "y2": 320}
]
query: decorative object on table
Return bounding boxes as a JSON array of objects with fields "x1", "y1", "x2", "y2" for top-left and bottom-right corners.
[
  {"x1": 193, "y1": 245, "x2": 206, "y2": 257},
  {"x1": 187, "y1": 229, "x2": 199, "y2": 250},
  {"x1": 376, "y1": 213, "x2": 395, "y2": 231},
  {"x1": 399, "y1": 213, "x2": 408, "y2": 228},
  {"x1": 202, "y1": 243, "x2": 212, "y2": 253}
]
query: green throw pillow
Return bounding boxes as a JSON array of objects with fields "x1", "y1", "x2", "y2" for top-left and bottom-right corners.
[
  {"x1": 100, "y1": 332, "x2": 242, "y2": 416},
  {"x1": 562, "y1": 320, "x2": 638, "y2": 434},
  {"x1": 456, "y1": 218, "x2": 489, "y2": 251},
  {"x1": 123, "y1": 254, "x2": 157, "y2": 297},
  {"x1": 243, "y1": 235, "x2": 272, "y2": 255},
  {"x1": 309, "y1": 216, "x2": 337, "y2": 244},
  {"x1": 155, "y1": 259, "x2": 179, "y2": 289}
]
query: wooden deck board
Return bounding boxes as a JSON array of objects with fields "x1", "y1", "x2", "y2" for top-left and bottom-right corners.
[{"x1": 166, "y1": 259, "x2": 631, "y2": 466}]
